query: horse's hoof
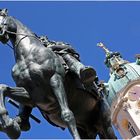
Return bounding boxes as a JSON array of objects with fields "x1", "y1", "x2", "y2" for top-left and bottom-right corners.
[
  {"x1": 20, "y1": 120, "x2": 30, "y2": 131},
  {"x1": 4, "y1": 118, "x2": 21, "y2": 139},
  {"x1": 14, "y1": 116, "x2": 31, "y2": 131}
]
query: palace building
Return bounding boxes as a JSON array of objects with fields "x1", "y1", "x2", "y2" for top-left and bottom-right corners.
[{"x1": 98, "y1": 43, "x2": 140, "y2": 139}]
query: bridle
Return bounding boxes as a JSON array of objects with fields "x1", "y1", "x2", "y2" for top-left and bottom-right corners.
[{"x1": 0, "y1": 16, "x2": 14, "y2": 50}]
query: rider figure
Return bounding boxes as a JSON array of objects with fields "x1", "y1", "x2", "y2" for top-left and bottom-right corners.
[{"x1": 39, "y1": 36, "x2": 97, "y2": 86}]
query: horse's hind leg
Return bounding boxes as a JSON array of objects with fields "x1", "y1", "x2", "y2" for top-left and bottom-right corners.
[
  {"x1": 0, "y1": 84, "x2": 32, "y2": 139},
  {"x1": 77, "y1": 127, "x2": 94, "y2": 139},
  {"x1": 50, "y1": 73, "x2": 80, "y2": 139}
]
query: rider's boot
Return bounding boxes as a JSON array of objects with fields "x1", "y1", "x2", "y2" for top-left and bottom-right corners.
[{"x1": 63, "y1": 54, "x2": 97, "y2": 85}]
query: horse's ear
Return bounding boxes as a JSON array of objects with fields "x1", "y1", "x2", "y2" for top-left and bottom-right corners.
[
  {"x1": 3, "y1": 9, "x2": 8, "y2": 15},
  {"x1": 0, "y1": 8, "x2": 8, "y2": 16}
]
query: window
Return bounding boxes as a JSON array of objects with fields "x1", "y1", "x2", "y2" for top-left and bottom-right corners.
[{"x1": 128, "y1": 122, "x2": 137, "y2": 137}]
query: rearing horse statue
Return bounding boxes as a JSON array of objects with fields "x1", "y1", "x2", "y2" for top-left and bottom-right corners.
[{"x1": 0, "y1": 9, "x2": 116, "y2": 139}]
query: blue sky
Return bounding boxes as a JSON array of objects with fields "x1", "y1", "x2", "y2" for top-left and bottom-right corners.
[{"x1": 0, "y1": 1, "x2": 140, "y2": 139}]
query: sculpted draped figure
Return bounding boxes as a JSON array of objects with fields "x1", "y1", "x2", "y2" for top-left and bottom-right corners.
[{"x1": 0, "y1": 9, "x2": 116, "y2": 139}]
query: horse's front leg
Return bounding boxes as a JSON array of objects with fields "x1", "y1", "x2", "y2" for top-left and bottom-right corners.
[
  {"x1": 0, "y1": 84, "x2": 32, "y2": 139},
  {"x1": 0, "y1": 84, "x2": 21, "y2": 139},
  {"x1": 14, "y1": 104, "x2": 32, "y2": 131},
  {"x1": 50, "y1": 73, "x2": 80, "y2": 140},
  {"x1": 5, "y1": 86, "x2": 33, "y2": 131}
]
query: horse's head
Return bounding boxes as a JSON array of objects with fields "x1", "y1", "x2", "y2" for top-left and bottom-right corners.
[{"x1": 0, "y1": 9, "x2": 9, "y2": 44}]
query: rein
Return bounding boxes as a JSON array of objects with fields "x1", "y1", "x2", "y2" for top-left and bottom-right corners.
[
  {"x1": 5, "y1": 30, "x2": 39, "y2": 39},
  {"x1": 5, "y1": 30, "x2": 40, "y2": 45},
  {"x1": 5, "y1": 29, "x2": 40, "y2": 51},
  {"x1": 2, "y1": 28, "x2": 40, "y2": 59}
]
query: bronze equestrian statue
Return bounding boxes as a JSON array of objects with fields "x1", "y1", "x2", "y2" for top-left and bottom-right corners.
[{"x1": 0, "y1": 9, "x2": 116, "y2": 139}]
